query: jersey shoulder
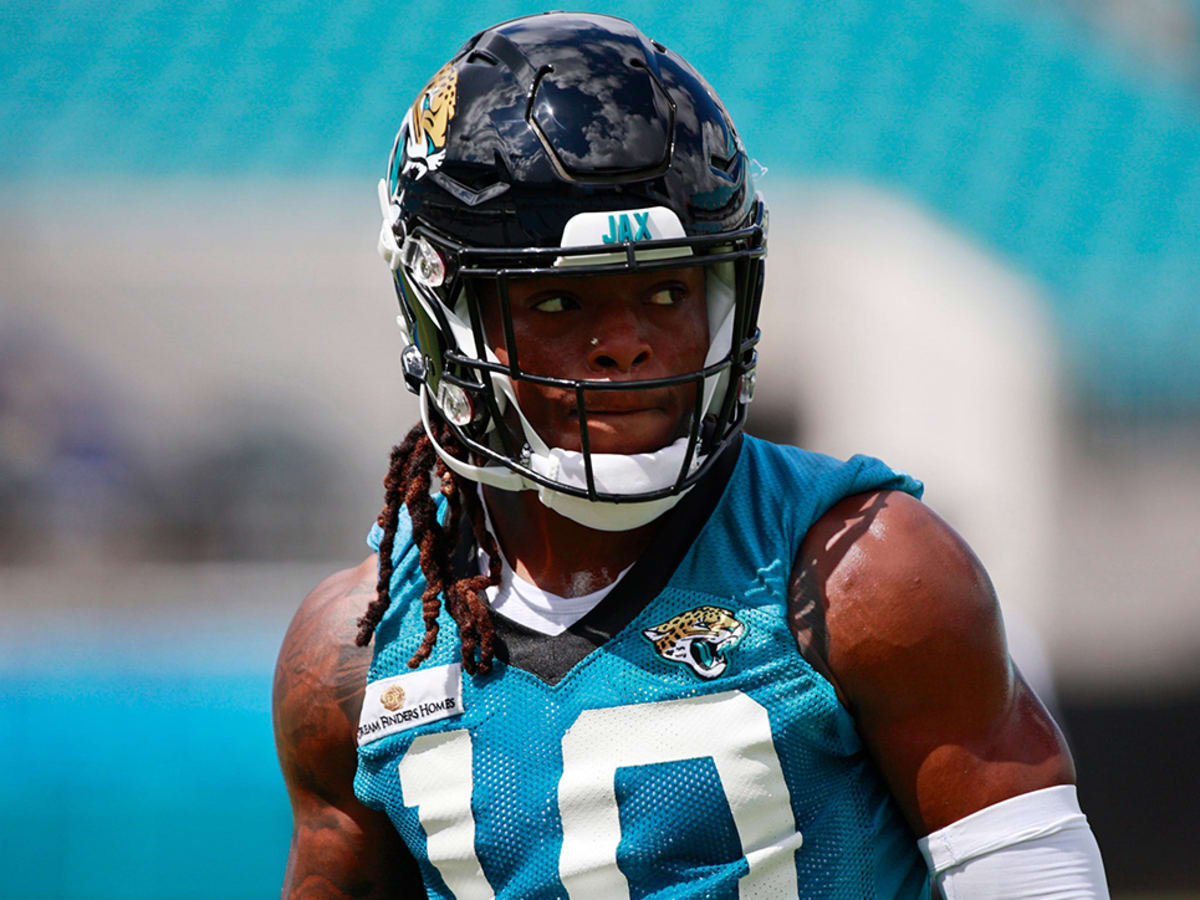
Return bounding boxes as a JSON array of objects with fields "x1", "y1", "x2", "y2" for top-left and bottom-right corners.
[{"x1": 740, "y1": 435, "x2": 923, "y2": 503}]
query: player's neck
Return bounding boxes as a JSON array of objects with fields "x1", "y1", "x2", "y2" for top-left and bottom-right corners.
[{"x1": 480, "y1": 484, "x2": 661, "y2": 598}]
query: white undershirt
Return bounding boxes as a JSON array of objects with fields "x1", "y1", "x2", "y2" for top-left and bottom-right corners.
[{"x1": 477, "y1": 486, "x2": 633, "y2": 636}]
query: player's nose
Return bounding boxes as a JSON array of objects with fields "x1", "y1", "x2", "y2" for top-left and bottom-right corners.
[{"x1": 586, "y1": 303, "x2": 652, "y2": 374}]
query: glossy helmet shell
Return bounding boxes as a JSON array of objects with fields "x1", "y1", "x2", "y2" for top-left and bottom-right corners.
[{"x1": 382, "y1": 11, "x2": 766, "y2": 515}]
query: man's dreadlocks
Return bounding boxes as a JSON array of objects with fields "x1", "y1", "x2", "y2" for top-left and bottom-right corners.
[{"x1": 354, "y1": 416, "x2": 503, "y2": 674}]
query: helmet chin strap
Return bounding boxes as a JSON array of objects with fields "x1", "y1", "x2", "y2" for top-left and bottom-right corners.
[{"x1": 420, "y1": 384, "x2": 700, "y2": 532}]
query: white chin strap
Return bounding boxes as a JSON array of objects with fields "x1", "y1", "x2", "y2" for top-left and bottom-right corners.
[{"x1": 420, "y1": 385, "x2": 702, "y2": 531}]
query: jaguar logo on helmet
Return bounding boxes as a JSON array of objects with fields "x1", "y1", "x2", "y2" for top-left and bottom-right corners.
[{"x1": 401, "y1": 62, "x2": 459, "y2": 180}]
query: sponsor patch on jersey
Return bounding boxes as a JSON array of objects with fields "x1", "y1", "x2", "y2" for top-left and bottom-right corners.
[
  {"x1": 642, "y1": 606, "x2": 746, "y2": 680},
  {"x1": 357, "y1": 662, "x2": 464, "y2": 746}
]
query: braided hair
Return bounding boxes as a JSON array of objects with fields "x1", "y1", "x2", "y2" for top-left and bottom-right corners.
[{"x1": 355, "y1": 416, "x2": 503, "y2": 674}]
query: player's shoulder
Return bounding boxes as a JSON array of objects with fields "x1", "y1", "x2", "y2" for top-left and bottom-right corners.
[
  {"x1": 797, "y1": 490, "x2": 1002, "y2": 710},
  {"x1": 278, "y1": 555, "x2": 378, "y2": 686},
  {"x1": 805, "y1": 489, "x2": 994, "y2": 620},
  {"x1": 273, "y1": 555, "x2": 378, "y2": 792}
]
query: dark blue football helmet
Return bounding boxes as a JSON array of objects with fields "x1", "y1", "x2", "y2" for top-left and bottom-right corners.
[{"x1": 378, "y1": 12, "x2": 767, "y2": 530}]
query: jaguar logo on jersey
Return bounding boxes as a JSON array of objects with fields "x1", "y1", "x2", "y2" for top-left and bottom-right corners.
[
  {"x1": 401, "y1": 62, "x2": 458, "y2": 180},
  {"x1": 380, "y1": 685, "x2": 406, "y2": 712},
  {"x1": 643, "y1": 606, "x2": 747, "y2": 680}
]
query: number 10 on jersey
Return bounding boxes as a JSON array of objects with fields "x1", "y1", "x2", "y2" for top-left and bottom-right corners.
[{"x1": 397, "y1": 690, "x2": 804, "y2": 898}]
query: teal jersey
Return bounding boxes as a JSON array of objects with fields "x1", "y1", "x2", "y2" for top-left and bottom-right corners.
[{"x1": 354, "y1": 436, "x2": 930, "y2": 899}]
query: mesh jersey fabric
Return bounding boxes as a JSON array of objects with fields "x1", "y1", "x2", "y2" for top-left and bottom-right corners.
[{"x1": 355, "y1": 436, "x2": 931, "y2": 899}]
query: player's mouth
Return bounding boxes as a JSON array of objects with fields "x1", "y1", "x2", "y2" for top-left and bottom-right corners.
[
  {"x1": 568, "y1": 387, "x2": 680, "y2": 417},
  {"x1": 570, "y1": 406, "x2": 660, "y2": 417}
]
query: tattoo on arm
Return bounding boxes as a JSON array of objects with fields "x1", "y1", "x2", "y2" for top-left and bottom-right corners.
[{"x1": 274, "y1": 564, "x2": 426, "y2": 899}]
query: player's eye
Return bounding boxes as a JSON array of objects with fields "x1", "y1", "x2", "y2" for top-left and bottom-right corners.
[
  {"x1": 531, "y1": 295, "x2": 579, "y2": 313},
  {"x1": 647, "y1": 284, "x2": 687, "y2": 306}
]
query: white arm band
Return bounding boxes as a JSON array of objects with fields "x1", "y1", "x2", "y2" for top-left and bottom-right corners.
[{"x1": 917, "y1": 785, "x2": 1109, "y2": 899}]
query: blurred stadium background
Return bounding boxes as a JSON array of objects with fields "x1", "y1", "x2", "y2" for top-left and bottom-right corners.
[{"x1": 2, "y1": 0, "x2": 1198, "y2": 896}]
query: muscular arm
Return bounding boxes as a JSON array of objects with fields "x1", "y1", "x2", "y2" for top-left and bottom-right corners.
[
  {"x1": 790, "y1": 490, "x2": 1075, "y2": 836},
  {"x1": 273, "y1": 556, "x2": 426, "y2": 899}
]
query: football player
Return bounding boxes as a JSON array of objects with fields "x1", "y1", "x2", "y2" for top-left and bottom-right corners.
[{"x1": 274, "y1": 12, "x2": 1108, "y2": 899}]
